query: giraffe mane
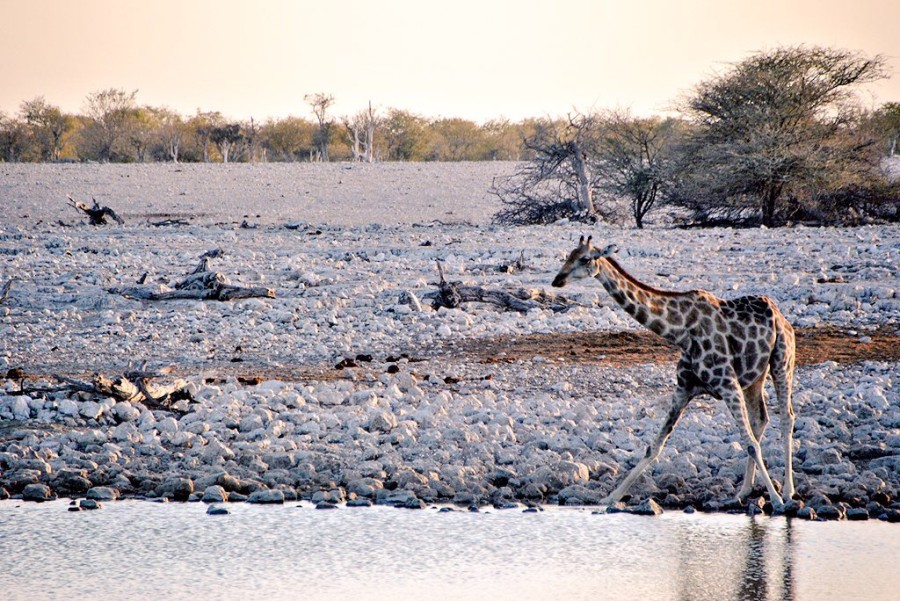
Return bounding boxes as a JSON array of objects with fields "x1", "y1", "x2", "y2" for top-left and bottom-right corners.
[{"x1": 604, "y1": 256, "x2": 686, "y2": 298}]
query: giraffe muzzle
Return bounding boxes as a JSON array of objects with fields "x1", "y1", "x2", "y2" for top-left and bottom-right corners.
[{"x1": 551, "y1": 274, "x2": 567, "y2": 287}]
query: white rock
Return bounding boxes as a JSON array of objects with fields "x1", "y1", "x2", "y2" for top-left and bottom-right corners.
[
  {"x1": 11, "y1": 397, "x2": 31, "y2": 420},
  {"x1": 58, "y1": 399, "x2": 80, "y2": 417},
  {"x1": 112, "y1": 402, "x2": 141, "y2": 422}
]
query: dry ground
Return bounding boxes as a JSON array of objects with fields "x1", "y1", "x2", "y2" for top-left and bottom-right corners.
[{"x1": 452, "y1": 326, "x2": 900, "y2": 368}]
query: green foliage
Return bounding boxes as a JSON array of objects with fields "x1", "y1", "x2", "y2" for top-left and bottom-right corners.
[
  {"x1": 873, "y1": 102, "x2": 900, "y2": 156},
  {"x1": 672, "y1": 46, "x2": 893, "y2": 226},
  {"x1": 78, "y1": 88, "x2": 138, "y2": 161}
]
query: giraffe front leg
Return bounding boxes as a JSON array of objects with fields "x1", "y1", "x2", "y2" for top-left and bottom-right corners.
[
  {"x1": 737, "y1": 460, "x2": 757, "y2": 501},
  {"x1": 601, "y1": 387, "x2": 691, "y2": 507}
]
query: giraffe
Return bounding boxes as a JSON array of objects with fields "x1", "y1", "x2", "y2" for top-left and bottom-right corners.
[{"x1": 551, "y1": 235, "x2": 796, "y2": 510}]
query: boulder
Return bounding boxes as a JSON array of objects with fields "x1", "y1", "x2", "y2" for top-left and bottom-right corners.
[
  {"x1": 159, "y1": 477, "x2": 194, "y2": 501},
  {"x1": 247, "y1": 489, "x2": 285, "y2": 504},
  {"x1": 202, "y1": 485, "x2": 228, "y2": 504},
  {"x1": 86, "y1": 486, "x2": 120, "y2": 501},
  {"x1": 629, "y1": 498, "x2": 664, "y2": 516},
  {"x1": 22, "y1": 483, "x2": 53, "y2": 502}
]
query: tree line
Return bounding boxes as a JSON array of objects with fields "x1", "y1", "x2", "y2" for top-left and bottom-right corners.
[
  {"x1": 2, "y1": 45, "x2": 899, "y2": 227},
  {"x1": 494, "y1": 46, "x2": 900, "y2": 227},
  {"x1": 0, "y1": 89, "x2": 544, "y2": 164}
]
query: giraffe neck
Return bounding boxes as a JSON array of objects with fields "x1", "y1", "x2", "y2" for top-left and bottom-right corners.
[{"x1": 594, "y1": 257, "x2": 685, "y2": 342}]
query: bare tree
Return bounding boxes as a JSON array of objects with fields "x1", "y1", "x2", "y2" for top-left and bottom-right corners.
[
  {"x1": 492, "y1": 113, "x2": 603, "y2": 225},
  {"x1": 343, "y1": 101, "x2": 378, "y2": 162},
  {"x1": 595, "y1": 110, "x2": 682, "y2": 228},
  {"x1": 305, "y1": 93, "x2": 335, "y2": 161}
]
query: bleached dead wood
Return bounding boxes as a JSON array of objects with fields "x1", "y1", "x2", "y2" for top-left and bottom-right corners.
[
  {"x1": 109, "y1": 254, "x2": 275, "y2": 302},
  {"x1": 420, "y1": 261, "x2": 576, "y2": 313},
  {"x1": 7, "y1": 366, "x2": 189, "y2": 411},
  {"x1": 0, "y1": 278, "x2": 14, "y2": 304},
  {"x1": 66, "y1": 194, "x2": 124, "y2": 225}
]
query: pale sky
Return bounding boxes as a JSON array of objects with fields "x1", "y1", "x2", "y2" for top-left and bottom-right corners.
[{"x1": 2, "y1": 0, "x2": 899, "y2": 123}]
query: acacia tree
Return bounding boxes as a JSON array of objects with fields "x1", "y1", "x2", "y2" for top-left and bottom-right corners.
[
  {"x1": 492, "y1": 113, "x2": 601, "y2": 225},
  {"x1": 305, "y1": 93, "x2": 334, "y2": 161},
  {"x1": 672, "y1": 46, "x2": 889, "y2": 226},
  {"x1": 187, "y1": 111, "x2": 224, "y2": 162},
  {"x1": 210, "y1": 122, "x2": 243, "y2": 163},
  {"x1": 156, "y1": 108, "x2": 185, "y2": 162},
  {"x1": 20, "y1": 97, "x2": 72, "y2": 161},
  {"x1": 260, "y1": 116, "x2": 316, "y2": 161},
  {"x1": 0, "y1": 112, "x2": 29, "y2": 161},
  {"x1": 381, "y1": 109, "x2": 429, "y2": 160},
  {"x1": 595, "y1": 110, "x2": 682, "y2": 228},
  {"x1": 81, "y1": 88, "x2": 138, "y2": 161}
]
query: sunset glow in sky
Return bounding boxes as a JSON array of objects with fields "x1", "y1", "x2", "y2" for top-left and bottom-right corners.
[{"x1": 3, "y1": 0, "x2": 899, "y2": 123}]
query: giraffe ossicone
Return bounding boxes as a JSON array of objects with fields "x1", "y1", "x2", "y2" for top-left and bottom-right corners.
[{"x1": 552, "y1": 234, "x2": 797, "y2": 510}]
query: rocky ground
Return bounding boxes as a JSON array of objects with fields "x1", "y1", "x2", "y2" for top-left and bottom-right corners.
[{"x1": 1, "y1": 163, "x2": 898, "y2": 520}]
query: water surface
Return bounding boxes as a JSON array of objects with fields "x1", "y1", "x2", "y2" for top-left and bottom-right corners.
[{"x1": 1, "y1": 500, "x2": 896, "y2": 600}]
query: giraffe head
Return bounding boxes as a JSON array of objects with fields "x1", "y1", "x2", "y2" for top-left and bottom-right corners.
[{"x1": 552, "y1": 235, "x2": 618, "y2": 287}]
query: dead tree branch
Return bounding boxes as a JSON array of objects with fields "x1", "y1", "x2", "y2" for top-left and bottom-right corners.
[
  {"x1": 421, "y1": 261, "x2": 577, "y2": 313},
  {"x1": 109, "y1": 253, "x2": 275, "y2": 302},
  {"x1": 66, "y1": 195, "x2": 124, "y2": 225},
  {"x1": 5, "y1": 367, "x2": 189, "y2": 412}
]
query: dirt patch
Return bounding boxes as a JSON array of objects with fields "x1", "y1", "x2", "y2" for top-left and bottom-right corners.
[{"x1": 453, "y1": 326, "x2": 900, "y2": 368}]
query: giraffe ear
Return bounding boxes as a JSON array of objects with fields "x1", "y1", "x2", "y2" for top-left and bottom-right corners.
[{"x1": 599, "y1": 244, "x2": 618, "y2": 257}]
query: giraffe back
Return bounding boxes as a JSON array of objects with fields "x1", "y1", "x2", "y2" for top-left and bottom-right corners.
[{"x1": 679, "y1": 293, "x2": 792, "y2": 390}]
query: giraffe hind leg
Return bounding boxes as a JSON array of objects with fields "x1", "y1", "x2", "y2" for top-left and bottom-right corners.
[
  {"x1": 719, "y1": 375, "x2": 785, "y2": 510},
  {"x1": 770, "y1": 325, "x2": 797, "y2": 500},
  {"x1": 737, "y1": 373, "x2": 769, "y2": 500}
]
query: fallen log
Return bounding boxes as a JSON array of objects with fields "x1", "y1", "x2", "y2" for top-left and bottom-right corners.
[
  {"x1": 419, "y1": 261, "x2": 577, "y2": 313},
  {"x1": 67, "y1": 195, "x2": 124, "y2": 225},
  {"x1": 109, "y1": 253, "x2": 275, "y2": 301}
]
